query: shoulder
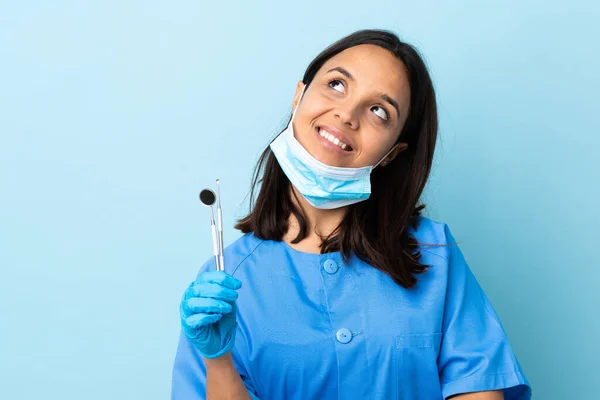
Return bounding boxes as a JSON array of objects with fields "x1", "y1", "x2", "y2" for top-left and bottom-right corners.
[
  {"x1": 221, "y1": 232, "x2": 267, "y2": 274},
  {"x1": 409, "y1": 215, "x2": 455, "y2": 247},
  {"x1": 408, "y1": 216, "x2": 466, "y2": 284},
  {"x1": 194, "y1": 232, "x2": 267, "y2": 277}
]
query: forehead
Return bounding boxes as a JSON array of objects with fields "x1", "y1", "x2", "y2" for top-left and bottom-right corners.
[{"x1": 318, "y1": 44, "x2": 410, "y2": 103}]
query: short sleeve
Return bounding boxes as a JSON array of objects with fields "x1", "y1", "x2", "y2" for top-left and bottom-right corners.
[
  {"x1": 170, "y1": 259, "x2": 260, "y2": 400},
  {"x1": 437, "y1": 224, "x2": 532, "y2": 400},
  {"x1": 170, "y1": 331, "x2": 259, "y2": 400}
]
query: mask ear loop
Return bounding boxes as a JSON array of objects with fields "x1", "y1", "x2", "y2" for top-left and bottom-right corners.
[
  {"x1": 270, "y1": 84, "x2": 307, "y2": 145},
  {"x1": 290, "y1": 84, "x2": 307, "y2": 125},
  {"x1": 373, "y1": 142, "x2": 399, "y2": 169}
]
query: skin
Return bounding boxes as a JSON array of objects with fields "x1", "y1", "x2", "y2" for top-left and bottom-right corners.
[
  {"x1": 447, "y1": 391, "x2": 504, "y2": 400},
  {"x1": 283, "y1": 44, "x2": 411, "y2": 251},
  {"x1": 292, "y1": 44, "x2": 411, "y2": 170},
  {"x1": 205, "y1": 44, "x2": 504, "y2": 400}
]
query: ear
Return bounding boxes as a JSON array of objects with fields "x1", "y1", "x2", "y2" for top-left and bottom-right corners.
[
  {"x1": 379, "y1": 142, "x2": 409, "y2": 167},
  {"x1": 292, "y1": 81, "x2": 306, "y2": 110}
]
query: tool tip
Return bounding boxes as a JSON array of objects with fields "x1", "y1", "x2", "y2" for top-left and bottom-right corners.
[{"x1": 199, "y1": 189, "x2": 216, "y2": 205}]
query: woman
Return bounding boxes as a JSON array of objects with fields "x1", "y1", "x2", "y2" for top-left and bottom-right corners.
[{"x1": 172, "y1": 29, "x2": 532, "y2": 400}]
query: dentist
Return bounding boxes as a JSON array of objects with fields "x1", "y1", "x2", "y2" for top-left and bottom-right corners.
[{"x1": 172, "y1": 29, "x2": 532, "y2": 400}]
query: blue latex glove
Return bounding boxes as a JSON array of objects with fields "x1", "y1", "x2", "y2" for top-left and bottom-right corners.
[{"x1": 180, "y1": 270, "x2": 242, "y2": 359}]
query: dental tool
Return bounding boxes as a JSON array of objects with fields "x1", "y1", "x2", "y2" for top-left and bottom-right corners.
[
  {"x1": 199, "y1": 189, "x2": 221, "y2": 271},
  {"x1": 216, "y1": 179, "x2": 224, "y2": 273}
]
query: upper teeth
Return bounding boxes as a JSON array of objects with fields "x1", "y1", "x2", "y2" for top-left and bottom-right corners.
[{"x1": 319, "y1": 128, "x2": 349, "y2": 150}]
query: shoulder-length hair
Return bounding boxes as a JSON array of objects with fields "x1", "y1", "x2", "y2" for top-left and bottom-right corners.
[{"x1": 235, "y1": 29, "x2": 438, "y2": 289}]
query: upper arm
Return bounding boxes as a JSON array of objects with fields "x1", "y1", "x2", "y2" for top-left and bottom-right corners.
[
  {"x1": 437, "y1": 224, "x2": 531, "y2": 400},
  {"x1": 171, "y1": 330, "x2": 260, "y2": 400},
  {"x1": 447, "y1": 389, "x2": 504, "y2": 399}
]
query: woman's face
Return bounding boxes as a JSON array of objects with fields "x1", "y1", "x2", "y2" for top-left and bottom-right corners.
[{"x1": 292, "y1": 44, "x2": 411, "y2": 168}]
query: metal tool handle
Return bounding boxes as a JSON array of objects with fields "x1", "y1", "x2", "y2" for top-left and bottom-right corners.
[
  {"x1": 211, "y1": 221, "x2": 220, "y2": 271},
  {"x1": 217, "y1": 207, "x2": 224, "y2": 271},
  {"x1": 216, "y1": 179, "x2": 225, "y2": 272}
]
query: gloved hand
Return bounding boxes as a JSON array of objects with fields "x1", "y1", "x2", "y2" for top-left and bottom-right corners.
[{"x1": 179, "y1": 270, "x2": 242, "y2": 359}]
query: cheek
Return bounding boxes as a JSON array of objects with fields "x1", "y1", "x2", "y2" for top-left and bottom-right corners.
[
  {"x1": 295, "y1": 98, "x2": 330, "y2": 137},
  {"x1": 360, "y1": 133, "x2": 396, "y2": 162},
  {"x1": 361, "y1": 142, "x2": 382, "y2": 162},
  {"x1": 300, "y1": 97, "x2": 330, "y2": 120}
]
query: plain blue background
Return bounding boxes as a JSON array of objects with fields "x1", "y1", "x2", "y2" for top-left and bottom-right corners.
[{"x1": 1, "y1": 1, "x2": 598, "y2": 399}]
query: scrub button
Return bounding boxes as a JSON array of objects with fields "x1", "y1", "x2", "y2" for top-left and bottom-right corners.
[
  {"x1": 336, "y1": 328, "x2": 352, "y2": 344},
  {"x1": 323, "y1": 259, "x2": 339, "y2": 274}
]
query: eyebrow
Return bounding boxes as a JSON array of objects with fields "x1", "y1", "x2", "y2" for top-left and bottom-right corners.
[{"x1": 326, "y1": 66, "x2": 401, "y2": 118}]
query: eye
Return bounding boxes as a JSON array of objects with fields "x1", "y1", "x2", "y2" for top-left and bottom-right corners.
[
  {"x1": 328, "y1": 79, "x2": 345, "y2": 93},
  {"x1": 371, "y1": 105, "x2": 389, "y2": 122}
]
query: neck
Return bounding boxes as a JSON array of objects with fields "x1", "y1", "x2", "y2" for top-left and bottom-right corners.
[{"x1": 283, "y1": 185, "x2": 348, "y2": 247}]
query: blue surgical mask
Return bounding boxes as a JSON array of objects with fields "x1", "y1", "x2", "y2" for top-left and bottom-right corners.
[{"x1": 270, "y1": 85, "x2": 398, "y2": 210}]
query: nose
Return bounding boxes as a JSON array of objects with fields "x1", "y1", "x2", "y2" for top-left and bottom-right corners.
[{"x1": 334, "y1": 101, "x2": 359, "y2": 129}]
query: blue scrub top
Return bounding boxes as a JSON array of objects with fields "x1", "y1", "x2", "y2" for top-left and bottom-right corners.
[{"x1": 171, "y1": 217, "x2": 532, "y2": 399}]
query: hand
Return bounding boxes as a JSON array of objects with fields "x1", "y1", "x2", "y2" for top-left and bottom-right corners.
[{"x1": 179, "y1": 270, "x2": 242, "y2": 359}]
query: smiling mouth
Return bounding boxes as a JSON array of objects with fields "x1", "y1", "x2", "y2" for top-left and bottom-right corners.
[{"x1": 317, "y1": 127, "x2": 353, "y2": 152}]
